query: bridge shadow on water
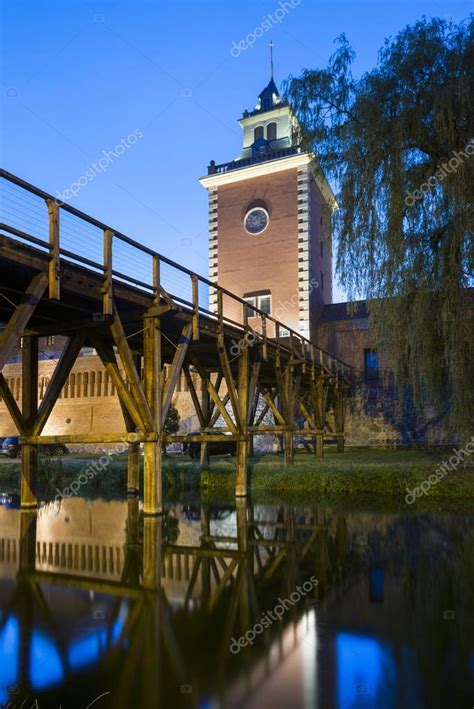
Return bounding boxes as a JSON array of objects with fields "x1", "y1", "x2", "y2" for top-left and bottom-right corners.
[{"x1": 0, "y1": 495, "x2": 472, "y2": 708}]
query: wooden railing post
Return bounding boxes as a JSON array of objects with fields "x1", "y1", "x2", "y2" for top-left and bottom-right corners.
[
  {"x1": 191, "y1": 274, "x2": 199, "y2": 340},
  {"x1": 217, "y1": 289, "x2": 223, "y2": 332},
  {"x1": 153, "y1": 255, "x2": 160, "y2": 306},
  {"x1": 103, "y1": 229, "x2": 113, "y2": 316},
  {"x1": 262, "y1": 315, "x2": 268, "y2": 361},
  {"x1": 46, "y1": 199, "x2": 60, "y2": 299},
  {"x1": 243, "y1": 301, "x2": 249, "y2": 330}
]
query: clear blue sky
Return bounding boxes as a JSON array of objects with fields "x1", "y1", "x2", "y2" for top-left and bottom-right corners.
[{"x1": 1, "y1": 0, "x2": 471, "y2": 301}]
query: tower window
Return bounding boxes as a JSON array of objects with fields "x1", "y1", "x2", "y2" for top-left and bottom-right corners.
[
  {"x1": 267, "y1": 122, "x2": 277, "y2": 141},
  {"x1": 364, "y1": 349, "x2": 379, "y2": 381},
  {"x1": 244, "y1": 297, "x2": 257, "y2": 317},
  {"x1": 259, "y1": 295, "x2": 271, "y2": 314},
  {"x1": 46, "y1": 336, "x2": 55, "y2": 347},
  {"x1": 320, "y1": 241, "x2": 324, "y2": 258},
  {"x1": 254, "y1": 126, "x2": 264, "y2": 141},
  {"x1": 244, "y1": 293, "x2": 271, "y2": 316},
  {"x1": 320, "y1": 271, "x2": 324, "y2": 291}
]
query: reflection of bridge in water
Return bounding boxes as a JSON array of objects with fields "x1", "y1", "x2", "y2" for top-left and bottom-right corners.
[
  {"x1": 0, "y1": 499, "x2": 472, "y2": 708},
  {"x1": 0, "y1": 498, "x2": 351, "y2": 708}
]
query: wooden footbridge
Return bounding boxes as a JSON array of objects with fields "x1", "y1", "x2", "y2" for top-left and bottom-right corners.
[{"x1": 0, "y1": 170, "x2": 351, "y2": 513}]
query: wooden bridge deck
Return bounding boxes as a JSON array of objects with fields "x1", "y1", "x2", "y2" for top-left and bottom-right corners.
[{"x1": 0, "y1": 170, "x2": 351, "y2": 511}]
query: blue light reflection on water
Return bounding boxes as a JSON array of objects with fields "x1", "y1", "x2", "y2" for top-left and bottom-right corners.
[
  {"x1": 30, "y1": 631, "x2": 64, "y2": 690},
  {"x1": 337, "y1": 632, "x2": 396, "y2": 709},
  {"x1": 0, "y1": 600, "x2": 128, "y2": 699},
  {"x1": 0, "y1": 616, "x2": 19, "y2": 705}
]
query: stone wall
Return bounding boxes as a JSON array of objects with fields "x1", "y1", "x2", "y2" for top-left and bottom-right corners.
[{"x1": 317, "y1": 309, "x2": 457, "y2": 447}]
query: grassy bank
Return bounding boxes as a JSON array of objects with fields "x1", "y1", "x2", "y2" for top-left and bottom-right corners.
[
  {"x1": 199, "y1": 448, "x2": 472, "y2": 495},
  {"x1": 1, "y1": 448, "x2": 473, "y2": 509}
]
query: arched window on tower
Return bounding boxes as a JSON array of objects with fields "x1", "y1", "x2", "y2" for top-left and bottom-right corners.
[
  {"x1": 267, "y1": 122, "x2": 277, "y2": 142},
  {"x1": 254, "y1": 126, "x2": 264, "y2": 142}
]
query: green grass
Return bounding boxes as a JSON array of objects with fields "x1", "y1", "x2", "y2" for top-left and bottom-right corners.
[
  {"x1": 1, "y1": 448, "x2": 473, "y2": 509},
  {"x1": 200, "y1": 448, "x2": 474, "y2": 504}
]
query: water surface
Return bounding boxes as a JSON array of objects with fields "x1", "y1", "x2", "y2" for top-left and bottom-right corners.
[{"x1": 0, "y1": 495, "x2": 472, "y2": 708}]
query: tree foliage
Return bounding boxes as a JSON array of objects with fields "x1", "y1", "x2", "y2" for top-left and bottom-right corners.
[
  {"x1": 164, "y1": 403, "x2": 180, "y2": 436},
  {"x1": 284, "y1": 16, "x2": 473, "y2": 434}
]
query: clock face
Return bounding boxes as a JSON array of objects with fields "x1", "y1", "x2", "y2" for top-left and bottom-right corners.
[{"x1": 244, "y1": 207, "x2": 269, "y2": 235}]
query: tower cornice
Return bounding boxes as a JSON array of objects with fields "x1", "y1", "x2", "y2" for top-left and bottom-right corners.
[{"x1": 199, "y1": 152, "x2": 338, "y2": 210}]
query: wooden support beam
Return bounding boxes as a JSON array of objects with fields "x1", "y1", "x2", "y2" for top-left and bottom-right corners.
[
  {"x1": 127, "y1": 443, "x2": 140, "y2": 494},
  {"x1": 208, "y1": 372, "x2": 222, "y2": 417},
  {"x1": 164, "y1": 433, "x2": 246, "y2": 443},
  {"x1": 161, "y1": 323, "x2": 192, "y2": 423},
  {"x1": 283, "y1": 430, "x2": 294, "y2": 466},
  {"x1": 119, "y1": 351, "x2": 138, "y2": 435},
  {"x1": 254, "y1": 402, "x2": 269, "y2": 427},
  {"x1": 208, "y1": 391, "x2": 230, "y2": 428},
  {"x1": 236, "y1": 346, "x2": 249, "y2": 497},
  {"x1": 207, "y1": 380, "x2": 238, "y2": 434},
  {"x1": 0, "y1": 374, "x2": 27, "y2": 434},
  {"x1": 21, "y1": 335, "x2": 38, "y2": 509},
  {"x1": 333, "y1": 383, "x2": 347, "y2": 453},
  {"x1": 277, "y1": 361, "x2": 296, "y2": 467},
  {"x1": 0, "y1": 271, "x2": 48, "y2": 371},
  {"x1": 274, "y1": 360, "x2": 290, "y2": 420},
  {"x1": 311, "y1": 377, "x2": 328, "y2": 457},
  {"x1": 22, "y1": 335, "x2": 38, "y2": 430},
  {"x1": 299, "y1": 399, "x2": 317, "y2": 431},
  {"x1": 143, "y1": 316, "x2": 163, "y2": 515},
  {"x1": 111, "y1": 307, "x2": 153, "y2": 430},
  {"x1": 184, "y1": 366, "x2": 206, "y2": 429},
  {"x1": 248, "y1": 354, "x2": 261, "y2": 425},
  {"x1": 22, "y1": 432, "x2": 157, "y2": 445},
  {"x1": 90, "y1": 332, "x2": 147, "y2": 433},
  {"x1": 46, "y1": 199, "x2": 60, "y2": 299},
  {"x1": 32, "y1": 333, "x2": 85, "y2": 435},
  {"x1": 200, "y1": 373, "x2": 211, "y2": 466},
  {"x1": 247, "y1": 354, "x2": 261, "y2": 459},
  {"x1": 217, "y1": 334, "x2": 243, "y2": 430},
  {"x1": 260, "y1": 388, "x2": 286, "y2": 426}
]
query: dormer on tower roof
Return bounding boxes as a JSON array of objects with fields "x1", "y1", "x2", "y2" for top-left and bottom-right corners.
[
  {"x1": 242, "y1": 78, "x2": 287, "y2": 119},
  {"x1": 256, "y1": 78, "x2": 282, "y2": 112}
]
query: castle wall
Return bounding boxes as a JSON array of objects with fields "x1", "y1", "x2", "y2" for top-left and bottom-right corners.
[
  {"x1": 0, "y1": 355, "x2": 201, "y2": 449},
  {"x1": 317, "y1": 315, "x2": 457, "y2": 447}
]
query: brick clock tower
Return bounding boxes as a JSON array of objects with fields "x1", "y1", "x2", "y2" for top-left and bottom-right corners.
[{"x1": 199, "y1": 73, "x2": 336, "y2": 341}]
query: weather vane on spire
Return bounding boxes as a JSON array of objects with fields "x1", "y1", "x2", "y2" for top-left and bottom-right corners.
[{"x1": 270, "y1": 40, "x2": 274, "y2": 80}]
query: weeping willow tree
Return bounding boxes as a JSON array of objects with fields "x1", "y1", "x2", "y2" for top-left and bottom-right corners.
[{"x1": 284, "y1": 17, "x2": 473, "y2": 436}]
